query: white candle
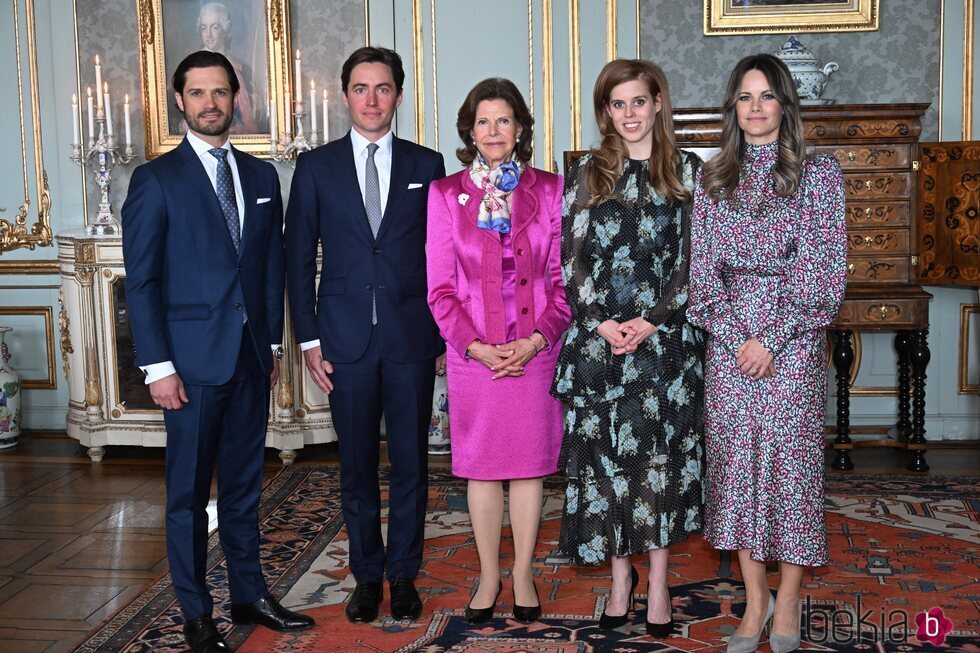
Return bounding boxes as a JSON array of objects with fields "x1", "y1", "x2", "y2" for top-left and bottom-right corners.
[
  {"x1": 269, "y1": 99, "x2": 277, "y2": 140},
  {"x1": 123, "y1": 93, "x2": 131, "y2": 146},
  {"x1": 86, "y1": 87, "x2": 94, "y2": 141},
  {"x1": 103, "y1": 82, "x2": 113, "y2": 137},
  {"x1": 71, "y1": 94, "x2": 79, "y2": 145},
  {"x1": 322, "y1": 89, "x2": 329, "y2": 142},
  {"x1": 309, "y1": 80, "x2": 317, "y2": 134},
  {"x1": 294, "y1": 50, "x2": 302, "y2": 102},
  {"x1": 94, "y1": 54, "x2": 103, "y2": 109}
]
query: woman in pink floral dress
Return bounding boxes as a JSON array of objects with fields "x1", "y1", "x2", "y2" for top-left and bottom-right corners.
[{"x1": 687, "y1": 54, "x2": 847, "y2": 653}]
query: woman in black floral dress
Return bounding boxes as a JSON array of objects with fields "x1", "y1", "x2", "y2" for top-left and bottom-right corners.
[{"x1": 552, "y1": 59, "x2": 705, "y2": 638}]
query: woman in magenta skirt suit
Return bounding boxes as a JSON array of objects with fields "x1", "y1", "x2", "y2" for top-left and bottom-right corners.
[{"x1": 427, "y1": 78, "x2": 571, "y2": 625}]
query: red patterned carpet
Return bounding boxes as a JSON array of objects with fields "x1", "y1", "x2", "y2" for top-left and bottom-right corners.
[{"x1": 69, "y1": 468, "x2": 978, "y2": 652}]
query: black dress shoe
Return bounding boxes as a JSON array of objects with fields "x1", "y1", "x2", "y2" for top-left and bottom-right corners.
[
  {"x1": 465, "y1": 581, "x2": 502, "y2": 625},
  {"x1": 513, "y1": 581, "x2": 542, "y2": 624},
  {"x1": 230, "y1": 595, "x2": 314, "y2": 631},
  {"x1": 183, "y1": 614, "x2": 231, "y2": 652},
  {"x1": 345, "y1": 581, "x2": 383, "y2": 623},
  {"x1": 599, "y1": 564, "x2": 639, "y2": 630},
  {"x1": 389, "y1": 577, "x2": 423, "y2": 620},
  {"x1": 645, "y1": 615, "x2": 675, "y2": 638}
]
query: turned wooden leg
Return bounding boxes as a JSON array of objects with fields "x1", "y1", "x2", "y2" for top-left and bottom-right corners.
[
  {"x1": 832, "y1": 330, "x2": 855, "y2": 471},
  {"x1": 908, "y1": 329, "x2": 931, "y2": 472},
  {"x1": 894, "y1": 331, "x2": 913, "y2": 439}
]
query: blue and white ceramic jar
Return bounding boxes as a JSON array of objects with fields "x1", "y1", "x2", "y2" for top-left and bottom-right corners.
[
  {"x1": 773, "y1": 36, "x2": 839, "y2": 103},
  {"x1": 0, "y1": 326, "x2": 21, "y2": 449}
]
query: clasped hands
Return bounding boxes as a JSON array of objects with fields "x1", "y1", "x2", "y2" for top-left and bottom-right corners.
[
  {"x1": 467, "y1": 332, "x2": 546, "y2": 380},
  {"x1": 736, "y1": 337, "x2": 775, "y2": 380},
  {"x1": 596, "y1": 317, "x2": 656, "y2": 355}
]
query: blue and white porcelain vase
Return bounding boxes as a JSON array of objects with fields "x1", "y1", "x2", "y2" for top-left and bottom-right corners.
[
  {"x1": 0, "y1": 327, "x2": 21, "y2": 449},
  {"x1": 773, "y1": 36, "x2": 839, "y2": 103}
]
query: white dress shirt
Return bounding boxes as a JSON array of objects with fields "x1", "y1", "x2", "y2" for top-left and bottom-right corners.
[
  {"x1": 300, "y1": 128, "x2": 394, "y2": 352},
  {"x1": 141, "y1": 132, "x2": 278, "y2": 384}
]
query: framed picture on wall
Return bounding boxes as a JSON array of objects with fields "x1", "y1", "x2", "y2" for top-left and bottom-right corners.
[
  {"x1": 704, "y1": 0, "x2": 879, "y2": 35},
  {"x1": 136, "y1": 0, "x2": 292, "y2": 158}
]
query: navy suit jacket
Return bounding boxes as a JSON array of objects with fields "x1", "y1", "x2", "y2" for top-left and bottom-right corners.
[
  {"x1": 285, "y1": 132, "x2": 446, "y2": 363},
  {"x1": 122, "y1": 138, "x2": 285, "y2": 386}
]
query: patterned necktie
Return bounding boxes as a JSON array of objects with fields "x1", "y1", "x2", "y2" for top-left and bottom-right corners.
[
  {"x1": 365, "y1": 143, "x2": 383, "y2": 237},
  {"x1": 364, "y1": 143, "x2": 382, "y2": 324},
  {"x1": 209, "y1": 147, "x2": 240, "y2": 253}
]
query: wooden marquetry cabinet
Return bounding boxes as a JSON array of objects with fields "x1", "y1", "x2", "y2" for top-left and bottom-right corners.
[{"x1": 672, "y1": 103, "x2": 976, "y2": 472}]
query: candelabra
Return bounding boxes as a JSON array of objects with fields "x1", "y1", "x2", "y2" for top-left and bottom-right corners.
[
  {"x1": 69, "y1": 104, "x2": 135, "y2": 235},
  {"x1": 270, "y1": 98, "x2": 320, "y2": 164}
]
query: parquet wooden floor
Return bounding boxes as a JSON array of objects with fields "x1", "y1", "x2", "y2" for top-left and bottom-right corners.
[{"x1": 0, "y1": 431, "x2": 975, "y2": 652}]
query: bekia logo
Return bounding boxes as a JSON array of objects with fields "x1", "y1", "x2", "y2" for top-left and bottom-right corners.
[{"x1": 915, "y1": 607, "x2": 953, "y2": 646}]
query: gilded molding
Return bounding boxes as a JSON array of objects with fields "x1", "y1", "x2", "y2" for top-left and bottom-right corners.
[
  {"x1": 1, "y1": 0, "x2": 52, "y2": 254},
  {"x1": 270, "y1": 0, "x2": 283, "y2": 41},
  {"x1": 138, "y1": 0, "x2": 155, "y2": 44},
  {"x1": 0, "y1": 259, "x2": 58, "y2": 275},
  {"x1": 75, "y1": 242, "x2": 96, "y2": 264},
  {"x1": 959, "y1": 303, "x2": 979, "y2": 394},
  {"x1": 59, "y1": 288, "x2": 73, "y2": 381},
  {"x1": 412, "y1": 0, "x2": 425, "y2": 145},
  {"x1": 543, "y1": 0, "x2": 554, "y2": 171},
  {"x1": 0, "y1": 305, "x2": 56, "y2": 389},
  {"x1": 964, "y1": 0, "x2": 974, "y2": 139},
  {"x1": 570, "y1": 0, "x2": 581, "y2": 150},
  {"x1": 430, "y1": 0, "x2": 439, "y2": 150}
]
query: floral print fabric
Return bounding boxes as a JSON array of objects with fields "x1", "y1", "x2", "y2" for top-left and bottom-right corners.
[
  {"x1": 552, "y1": 152, "x2": 706, "y2": 566},
  {"x1": 687, "y1": 141, "x2": 848, "y2": 566}
]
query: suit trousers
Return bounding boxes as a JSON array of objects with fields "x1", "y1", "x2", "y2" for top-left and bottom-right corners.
[
  {"x1": 163, "y1": 324, "x2": 269, "y2": 619},
  {"x1": 327, "y1": 326, "x2": 435, "y2": 582}
]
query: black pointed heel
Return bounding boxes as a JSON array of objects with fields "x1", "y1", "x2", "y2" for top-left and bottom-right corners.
[
  {"x1": 599, "y1": 564, "x2": 639, "y2": 630},
  {"x1": 513, "y1": 581, "x2": 541, "y2": 624},
  {"x1": 465, "y1": 581, "x2": 502, "y2": 625},
  {"x1": 645, "y1": 615, "x2": 675, "y2": 638}
]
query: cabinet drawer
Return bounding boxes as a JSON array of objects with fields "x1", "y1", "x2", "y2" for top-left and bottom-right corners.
[
  {"x1": 836, "y1": 299, "x2": 917, "y2": 328},
  {"x1": 843, "y1": 172, "x2": 910, "y2": 200},
  {"x1": 845, "y1": 201, "x2": 910, "y2": 227},
  {"x1": 845, "y1": 256, "x2": 910, "y2": 284},
  {"x1": 813, "y1": 144, "x2": 911, "y2": 170},
  {"x1": 847, "y1": 228, "x2": 909, "y2": 254}
]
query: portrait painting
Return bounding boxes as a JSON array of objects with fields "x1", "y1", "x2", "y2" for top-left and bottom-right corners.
[
  {"x1": 704, "y1": 0, "x2": 879, "y2": 35},
  {"x1": 137, "y1": 0, "x2": 292, "y2": 158}
]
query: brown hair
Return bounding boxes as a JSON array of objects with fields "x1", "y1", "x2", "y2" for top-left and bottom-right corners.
[
  {"x1": 701, "y1": 53, "x2": 806, "y2": 200},
  {"x1": 455, "y1": 78, "x2": 534, "y2": 165},
  {"x1": 341, "y1": 46, "x2": 405, "y2": 95},
  {"x1": 583, "y1": 59, "x2": 688, "y2": 207}
]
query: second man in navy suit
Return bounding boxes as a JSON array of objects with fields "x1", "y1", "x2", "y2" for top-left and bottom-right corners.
[{"x1": 285, "y1": 46, "x2": 446, "y2": 622}]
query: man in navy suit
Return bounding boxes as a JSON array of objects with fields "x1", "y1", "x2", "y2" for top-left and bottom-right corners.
[
  {"x1": 285, "y1": 46, "x2": 445, "y2": 623},
  {"x1": 123, "y1": 51, "x2": 313, "y2": 653}
]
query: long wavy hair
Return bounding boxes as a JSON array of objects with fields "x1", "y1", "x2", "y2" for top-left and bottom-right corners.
[
  {"x1": 582, "y1": 59, "x2": 688, "y2": 208},
  {"x1": 701, "y1": 53, "x2": 806, "y2": 201}
]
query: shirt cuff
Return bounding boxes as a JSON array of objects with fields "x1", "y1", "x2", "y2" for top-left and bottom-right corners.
[
  {"x1": 142, "y1": 361, "x2": 176, "y2": 385},
  {"x1": 300, "y1": 339, "x2": 320, "y2": 351},
  {"x1": 271, "y1": 343, "x2": 282, "y2": 350}
]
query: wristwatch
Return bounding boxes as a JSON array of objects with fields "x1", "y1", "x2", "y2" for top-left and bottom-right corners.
[{"x1": 273, "y1": 346, "x2": 285, "y2": 360}]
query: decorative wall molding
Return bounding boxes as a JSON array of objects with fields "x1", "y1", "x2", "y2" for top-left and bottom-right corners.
[
  {"x1": 0, "y1": 305, "x2": 56, "y2": 389},
  {"x1": 959, "y1": 303, "x2": 979, "y2": 394},
  {"x1": 1, "y1": 0, "x2": 53, "y2": 254},
  {"x1": 0, "y1": 259, "x2": 59, "y2": 275}
]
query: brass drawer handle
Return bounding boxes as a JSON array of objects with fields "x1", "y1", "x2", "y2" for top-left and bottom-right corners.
[
  {"x1": 865, "y1": 207, "x2": 872, "y2": 218},
  {"x1": 865, "y1": 180, "x2": 873, "y2": 190},
  {"x1": 847, "y1": 150, "x2": 857, "y2": 162},
  {"x1": 864, "y1": 236, "x2": 874, "y2": 247},
  {"x1": 848, "y1": 263, "x2": 856, "y2": 274},
  {"x1": 878, "y1": 304, "x2": 889, "y2": 319}
]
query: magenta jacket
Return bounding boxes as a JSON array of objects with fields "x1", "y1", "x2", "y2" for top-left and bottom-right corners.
[{"x1": 426, "y1": 166, "x2": 571, "y2": 357}]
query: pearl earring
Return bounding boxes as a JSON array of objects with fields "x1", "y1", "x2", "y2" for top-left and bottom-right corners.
[{"x1": 516, "y1": 135, "x2": 521, "y2": 143}]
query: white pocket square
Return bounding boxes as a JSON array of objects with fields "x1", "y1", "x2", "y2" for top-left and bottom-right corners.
[
  {"x1": 407, "y1": 183, "x2": 423, "y2": 190},
  {"x1": 256, "y1": 197, "x2": 272, "y2": 204}
]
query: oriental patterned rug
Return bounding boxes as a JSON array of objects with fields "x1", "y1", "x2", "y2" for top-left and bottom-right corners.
[{"x1": 69, "y1": 468, "x2": 979, "y2": 652}]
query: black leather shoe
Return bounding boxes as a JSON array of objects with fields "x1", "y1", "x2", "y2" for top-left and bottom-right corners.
[
  {"x1": 645, "y1": 615, "x2": 675, "y2": 638},
  {"x1": 599, "y1": 564, "x2": 639, "y2": 630},
  {"x1": 345, "y1": 581, "x2": 383, "y2": 623},
  {"x1": 513, "y1": 581, "x2": 542, "y2": 624},
  {"x1": 465, "y1": 581, "x2": 502, "y2": 625},
  {"x1": 183, "y1": 614, "x2": 231, "y2": 652},
  {"x1": 230, "y1": 595, "x2": 314, "y2": 631},
  {"x1": 389, "y1": 577, "x2": 423, "y2": 620}
]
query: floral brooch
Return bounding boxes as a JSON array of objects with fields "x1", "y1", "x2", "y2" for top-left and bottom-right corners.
[{"x1": 458, "y1": 193, "x2": 470, "y2": 206}]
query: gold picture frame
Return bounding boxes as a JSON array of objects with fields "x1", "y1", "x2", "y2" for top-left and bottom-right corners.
[
  {"x1": 136, "y1": 0, "x2": 292, "y2": 158},
  {"x1": 704, "y1": 0, "x2": 879, "y2": 36}
]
